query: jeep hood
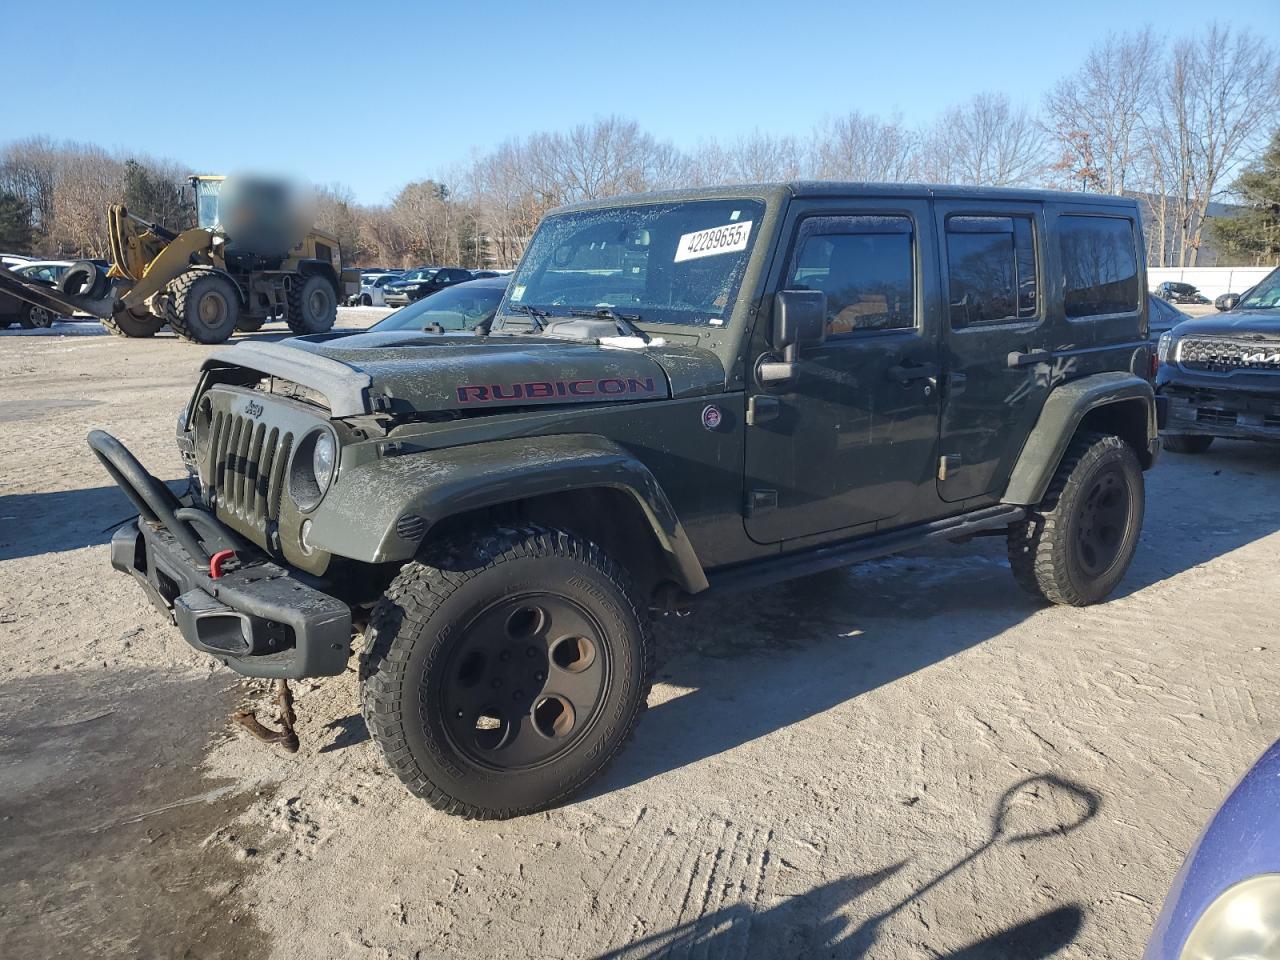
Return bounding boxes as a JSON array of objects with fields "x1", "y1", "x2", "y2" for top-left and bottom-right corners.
[
  {"x1": 1172, "y1": 309, "x2": 1280, "y2": 340},
  {"x1": 203, "y1": 331, "x2": 726, "y2": 417}
]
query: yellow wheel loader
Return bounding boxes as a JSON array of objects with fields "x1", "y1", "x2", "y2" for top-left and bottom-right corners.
[{"x1": 0, "y1": 175, "x2": 359, "y2": 344}]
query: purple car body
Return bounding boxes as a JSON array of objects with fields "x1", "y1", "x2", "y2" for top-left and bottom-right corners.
[{"x1": 1145, "y1": 739, "x2": 1280, "y2": 958}]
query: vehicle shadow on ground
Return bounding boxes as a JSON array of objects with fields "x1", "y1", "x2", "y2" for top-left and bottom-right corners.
[
  {"x1": 318, "y1": 712, "x2": 370, "y2": 753},
  {"x1": 1117, "y1": 439, "x2": 1280, "y2": 597},
  {"x1": 0, "y1": 480, "x2": 187, "y2": 563},
  {"x1": 591, "y1": 773, "x2": 1098, "y2": 959},
  {"x1": 592, "y1": 443, "x2": 1280, "y2": 796}
]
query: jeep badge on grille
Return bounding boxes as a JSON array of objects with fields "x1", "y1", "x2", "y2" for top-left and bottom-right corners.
[{"x1": 244, "y1": 399, "x2": 264, "y2": 418}]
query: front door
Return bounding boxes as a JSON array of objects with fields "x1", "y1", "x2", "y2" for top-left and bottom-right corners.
[
  {"x1": 933, "y1": 201, "x2": 1053, "y2": 502},
  {"x1": 744, "y1": 199, "x2": 943, "y2": 544}
]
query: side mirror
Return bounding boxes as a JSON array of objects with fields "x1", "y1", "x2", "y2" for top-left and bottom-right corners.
[
  {"x1": 759, "y1": 290, "x2": 826, "y2": 385},
  {"x1": 1221, "y1": 294, "x2": 1241, "y2": 311}
]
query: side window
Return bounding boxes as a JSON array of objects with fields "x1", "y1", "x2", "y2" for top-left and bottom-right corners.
[
  {"x1": 945, "y1": 215, "x2": 1038, "y2": 328},
  {"x1": 1059, "y1": 215, "x2": 1139, "y2": 318},
  {"x1": 786, "y1": 215, "x2": 915, "y2": 335}
]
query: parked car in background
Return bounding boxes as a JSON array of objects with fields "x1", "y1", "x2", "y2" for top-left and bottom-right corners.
[
  {"x1": 469, "y1": 269, "x2": 512, "y2": 279},
  {"x1": 1148, "y1": 293, "x2": 1190, "y2": 340},
  {"x1": 383, "y1": 266, "x2": 474, "y2": 306},
  {"x1": 0, "y1": 290, "x2": 56, "y2": 329},
  {"x1": 1155, "y1": 281, "x2": 1210, "y2": 305},
  {"x1": 1145, "y1": 738, "x2": 1280, "y2": 959},
  {"x1": 1, "y1": 253, "x2": 33, "y2": 269},
  {"x1": 371, "y1": 275, "x2": 507, "y2": 333},
  {"x1": 361, "y1": 267, "x2": 402, "y2": 276},
  {"x1": 12, "y1": 260, "x2": 74, "y2": 285},
  {"x1": 349, "y1": 272, "x2": 403, "y2": 307},
  {"x1": 0, "y1": 259, "x2": 75, "y2": 328},
  {"x1": 1156, "y1": 265, "x2": 1280, "y2": 453}
]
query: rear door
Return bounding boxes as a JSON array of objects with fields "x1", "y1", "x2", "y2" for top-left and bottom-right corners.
[
  {"x1": 744, "y1": 197, "x2": 944, "y2": 543},
  {"x1": 934, "y1": 200, "x2": 1055, "y2": 503}
]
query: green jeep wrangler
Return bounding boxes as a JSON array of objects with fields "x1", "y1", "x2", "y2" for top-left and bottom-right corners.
[{"x1": 90, "y1": 182, "x2": 1158, "y2": 819}]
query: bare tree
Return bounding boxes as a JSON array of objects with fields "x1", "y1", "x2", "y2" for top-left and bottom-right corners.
[
  {"x1": 1045, "y1": 28, "x2": 1161, "y2": 194},
  {"x1": 48, "y1": 145, "x2": 124, "y2": 257},
  {"x1": 1152, "y1": 24, "x2": 1280, "y2": 265},
  {"x1": 921, "y1": 93, "x2": 1046, "y2": 186},
  {"x1": 686, "y1": 132, "x2": 805, "y2": 185},
  {"x1": 811, "y1": 112, "x2": 918, "y2": 182},
  {"x1": 0, "y1": 137, "x2": 59, "y2": 249}
]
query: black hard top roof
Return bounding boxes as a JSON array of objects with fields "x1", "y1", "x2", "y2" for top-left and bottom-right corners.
[{"x1": 554, "y1": 181, "x2": 1138, "y2": 214}]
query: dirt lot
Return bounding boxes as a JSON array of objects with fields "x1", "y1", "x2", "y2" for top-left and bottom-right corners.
[{"x1": 1, "y1": 311, "x2": 1278, "y2": 959}]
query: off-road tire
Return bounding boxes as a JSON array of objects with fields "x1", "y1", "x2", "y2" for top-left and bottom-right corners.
[
  {"x1": 101, "y1": 307, "x2": 164, "y2": 338},
  {"x1": 286, "y1": 273, "x2": 337, "y2": 334},
  {"x1": 360, "y1": 293, "x2": 372, "y2": 306},
  {"x1": 1163, "y1": 434, "x2": 1213, "y2": 455},
  {"x1": 1008, "y1": 431, "x2": 1144, "y2": 607},
  {"x1": 59, "y1": 261, "x2": 106, "y2": 300},
  {"x1": 360, "y1": 524, "x2": 654, "y2": 819},
  {"x1": 18, "y1": 303, "x2": 55, "y2": 329},
  {"x1": 165, "y1": 271, "x2": 240, "y2": 344},
  {"x1": 235, "y1": 315, "x2": 266, "y2": 333}
]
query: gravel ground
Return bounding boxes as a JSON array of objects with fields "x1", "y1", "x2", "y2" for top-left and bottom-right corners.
[{"x1": 1, "y1": 308, "x2": 1277, "y2": 959}]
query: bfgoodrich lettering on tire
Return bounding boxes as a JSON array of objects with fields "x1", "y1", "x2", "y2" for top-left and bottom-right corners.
[
  {"x1": 1008, "y1": 431, "x2": 1144, "y2": 607},
  {"x1": 359, "y1": 524, "x2": 653, "y2": 819}
]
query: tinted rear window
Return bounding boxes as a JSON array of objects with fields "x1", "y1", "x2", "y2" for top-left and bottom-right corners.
[
  {"x1": 1059, "y1": 215, "x2": 1139, "y2": 318},
  {"x1": 945, "y1": 216, "x2": 1038, "y2": 328}
]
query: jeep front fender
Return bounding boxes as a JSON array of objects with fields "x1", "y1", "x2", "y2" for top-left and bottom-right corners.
[
  {"x1": 308, "y1": 433, "x2": 709, "y2": 593},
  {"x1": 1003, "y1": 372, "x2": 1157, "y2": 505}
]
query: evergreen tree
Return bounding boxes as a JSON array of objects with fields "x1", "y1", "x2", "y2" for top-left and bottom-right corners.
[
  {"x1": 0, "y1": 190, "x2": 34, "y2": 253},
  {"x1": 1209, "y1": 130, "x2": 1280, "y2": 265},
  {"x1": 121, "y1": 159, "x2": 192, "y2": 231}
]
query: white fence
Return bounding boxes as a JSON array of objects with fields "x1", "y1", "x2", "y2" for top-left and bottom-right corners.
[{"x1": 1147, "y1": 267, "x2": 1273, "y2": 299}]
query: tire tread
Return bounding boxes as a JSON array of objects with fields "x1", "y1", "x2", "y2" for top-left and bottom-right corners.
[
  {"x1": 359, "y1": 523, "x2": 654, "y2": 820},
  {"x1": 1007, "y1": 431, "x2": 1141, "y2": 607}
]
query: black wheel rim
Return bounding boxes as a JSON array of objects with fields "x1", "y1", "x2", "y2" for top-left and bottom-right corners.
[
  {"x1": 437, "y1": 593, "x2": 610, "y2": 770},
  {"x1": 1074, "y1": 467, "x2": 1131, "y2": 578}
]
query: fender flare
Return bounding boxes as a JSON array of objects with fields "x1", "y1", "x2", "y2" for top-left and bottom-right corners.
[
  {"x1": 1003, "y1": 372, "x2": 1157, "y2": 505},
  {"x1": 308, "y1": 433, "x2": 709, "y2": 593},
  {"x1": 295, "y1": 259, "x2": 340, "y2": 294}
]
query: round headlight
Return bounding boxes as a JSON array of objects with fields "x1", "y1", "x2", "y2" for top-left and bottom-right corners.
[
  {"x1": 312, "y1": 432, "x2": 336, "y2": 490},
  {"x1": 1157, "y1": 331, "x2": 1175, "y2": 365},
  {"x1": 1180, "y1": 874, "x2": 1280, "y2": 959},
  {"x1": 290, "y1": 429, "x2": 337, "y2": 512}
]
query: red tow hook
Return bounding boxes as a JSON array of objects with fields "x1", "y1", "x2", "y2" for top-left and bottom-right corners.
[{"x1": 209, "y1": 549, "x2": 237, "y2": 580}]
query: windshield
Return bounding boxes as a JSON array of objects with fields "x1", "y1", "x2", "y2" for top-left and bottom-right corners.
[
  {"x1": 194, "y1": 179, "x2": 222, "y2": 230},
  {"x1": 399, "y1": 268, "x2": 437, "y2": 283},
  {"x1": 501, "y1": 198, "x2": 765, "y2": 327},
  {"x1": 1239, "y1": 268, "x2": 1280, "y2": 309},
  {"x1": 372, "y1": 281, "x2": 505, "y2": 332}
]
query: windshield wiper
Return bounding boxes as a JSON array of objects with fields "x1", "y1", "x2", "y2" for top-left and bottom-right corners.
[
  {"x1": 509, "y1": 304, "x2": 550, "y2": 332},
  {"x1": 569, "y1": 308, "x2": 652, "y2": 344}
]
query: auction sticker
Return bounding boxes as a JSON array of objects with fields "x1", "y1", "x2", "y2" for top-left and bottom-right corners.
[{"x1": 674, "y1": 220, "x2": 753, "y2": 262}]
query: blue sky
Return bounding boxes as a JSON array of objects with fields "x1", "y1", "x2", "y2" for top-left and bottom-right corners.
[{"x1": 2, "y1": 0, "x2": 1277, "y2": 203}]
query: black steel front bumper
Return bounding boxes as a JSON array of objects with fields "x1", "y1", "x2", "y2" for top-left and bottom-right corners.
[{"x1": 90, "y1": 430, "x2": 352, "y2": 678}]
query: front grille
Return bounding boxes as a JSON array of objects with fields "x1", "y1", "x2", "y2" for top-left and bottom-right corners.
[
  {"x1": 1179, "y1": 337, "x2": 1280, "y2": 371},
  {"x1": 207, "y1": 410, "x2": 293, "y2": 530}
]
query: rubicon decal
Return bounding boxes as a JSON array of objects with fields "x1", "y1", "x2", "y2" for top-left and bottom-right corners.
[{"x1": 456, "y1": 377, "x2": 660, "y2": 404}]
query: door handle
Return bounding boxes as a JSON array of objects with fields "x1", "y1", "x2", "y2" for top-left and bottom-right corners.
[
  {"x1": 1007, "y1": 349, "x2": 1054, "y2": 368},
  {"x1": 887, "y1": 360, "x2": 939, "y2": 384}
]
